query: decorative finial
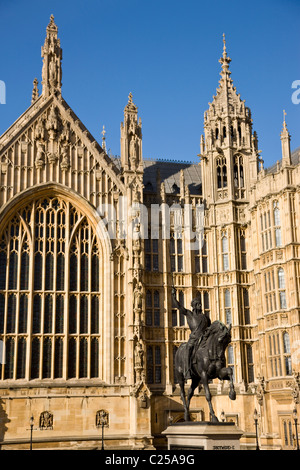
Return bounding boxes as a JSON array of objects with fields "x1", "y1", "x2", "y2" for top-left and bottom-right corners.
[
  {"x1": 223, "y1": 33, "x2": 227, "y2": 56},
  {"x1": 42, "y1": 14, "x2": 62, "y2": 96},
  {"x1": 47, "y1": 14, "x2": 57, "y2": 31},
  {"x1": 124, "y1": 91, "x2": 138, "y2": 114},
  {"x1": 31, "y1": 78, "x2": 39, "y2": 104},
  {"x1": 281, "y1": 109, "x2": 291, "y2": 165},
  {"x1": 219, "y1": 33, "x2": 231, "y2": 74},
  {"x1": 282, "y1": 110, "x2": 289, "y2": 132},
  {"x1": 101, "y1": 125, "x2": 107, "y2": 151}
]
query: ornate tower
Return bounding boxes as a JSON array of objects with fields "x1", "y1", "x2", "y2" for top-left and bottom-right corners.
[
  {"x1": 120, "y1": 93, "x2": 143, "y2": 173},
  {"x1": 200, "y1": 34, "x2": 261, "y2": 205},
  {"x1": 199, "y1": 36, "x2": 259, "y2": 387},
  {"x1": 41, "y1": 15, "x2": 62, "y2": 97}
]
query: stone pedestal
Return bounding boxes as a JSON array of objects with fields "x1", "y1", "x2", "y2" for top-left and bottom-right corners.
[{"x1": 162, "y1": 422, "x2": 243, "y2": 450}]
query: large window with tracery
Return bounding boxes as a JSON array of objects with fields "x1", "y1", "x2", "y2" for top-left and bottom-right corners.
[{"x1": 0, "y1": 196, "x2": 102, "y2": 381}]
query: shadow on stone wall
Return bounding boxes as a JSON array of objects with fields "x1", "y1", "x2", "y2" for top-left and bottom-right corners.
[{"x1": 0, "y1": 399, "x2": 10, "y2": 447}]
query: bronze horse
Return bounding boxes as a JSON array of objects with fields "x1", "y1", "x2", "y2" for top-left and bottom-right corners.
[{"x1": 174, "y1": 321, "x2": 236, "y2": 422}]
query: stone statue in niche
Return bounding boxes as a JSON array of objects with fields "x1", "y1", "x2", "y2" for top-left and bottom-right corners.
[
  {"x1": 49, "y1": 56, "x2": 57, "y2": 84},
  {"x1": 134, "y1": 341, "x2": 144, "y2": 369},
  {"x1": 35, "y1": 141, "x2": 45, "y2": 168},
  {"x1": 129, "y1": 135, "x2": 137, "y2": 168}
]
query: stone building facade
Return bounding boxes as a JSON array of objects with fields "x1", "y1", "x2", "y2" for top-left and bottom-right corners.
[{"x1": 0, "y1": 17, "x2": 299, "y2": 450}]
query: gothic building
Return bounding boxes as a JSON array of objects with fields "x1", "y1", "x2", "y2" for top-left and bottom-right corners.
[{"x1": 0, "y1": 17, "x2": 299, "y2": 450}]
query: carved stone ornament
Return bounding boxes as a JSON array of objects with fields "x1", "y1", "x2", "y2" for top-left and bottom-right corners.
[
  {"x1": 96, "y1": 410, "x2": 109, "y2": 427},
  {"x1": 39, "y1": 411, "x2": 53, "y2": 430},
  {"x1": 35, "y1": 140, "x2": 45, "y2": 169},
  {"x1": 256, "y1": 374, "x2": 265, "y2": 406}
]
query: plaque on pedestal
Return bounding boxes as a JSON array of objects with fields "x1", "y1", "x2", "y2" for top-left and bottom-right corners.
[{"x1": 162, "y1": 422, "x2": 243, "y2": 450}]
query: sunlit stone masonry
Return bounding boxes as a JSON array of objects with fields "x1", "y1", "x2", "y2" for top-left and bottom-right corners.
[{"x1": 0, "y1": 17, "x2": 299, "y2": 450}]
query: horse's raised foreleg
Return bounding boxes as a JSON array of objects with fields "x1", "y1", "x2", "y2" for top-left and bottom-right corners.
[
  {"x1": 201, "y1": 371, "x2": 218, "y2": 422},
  {"x1": 186, "y1": 376, "x2": 201, "y2": 412},
  {"x1": 218, "y1": 366, "x2": 236, "y2": 401},
  {"x1": 178, "y1": 375, "x2": 190, "y2": 421}
]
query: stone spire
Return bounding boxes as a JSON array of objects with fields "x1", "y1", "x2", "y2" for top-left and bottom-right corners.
[
  {"x1": 31, "y1": 78, "x2": 39, "y2": 104},
  {"x1": 41, "y1": 15, "x2": 62, "y2": 97},
  {"x1": 200, "y1": 34, "x2": 261, "y2": 203},
  {"x1": 203, "y1": 34, "x2": 255, "y2": 154},
  {"x1": 280, "y1": 110, "x2": 291, "y2": 166},
  {"x1": 219, "y1": 34, "x2": 231, "y2": 78},
  {"x1": 120, "y1": 92, "x2": 143, "y2": 172}
]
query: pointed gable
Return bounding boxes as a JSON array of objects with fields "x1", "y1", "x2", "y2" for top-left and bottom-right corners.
[{"x1": 0, "y1": 17, "x2": 125, "y2": 211}]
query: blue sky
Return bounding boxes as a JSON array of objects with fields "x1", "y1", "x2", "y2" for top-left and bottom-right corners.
[{"x1": 0, "y1": 0, "x2": 299, "y2": 167}]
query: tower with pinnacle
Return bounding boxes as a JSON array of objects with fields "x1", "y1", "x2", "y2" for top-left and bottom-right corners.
[
  {"x1": 200, "y1": 34, "x2": 261, "y2": 206},
  {"x1": 41, "y1": 15, "x2": 62, "y2": 97}
]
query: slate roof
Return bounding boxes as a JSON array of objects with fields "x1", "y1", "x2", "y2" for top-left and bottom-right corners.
[
  {"x1": 112, "y1": 146, "x2": 300, "y2": 194},
  {"x1": 112, "y1": 157, "x2": 201, "y2": 195},
  {"x1": 142, "y1": 159, "x2": 201, "y2": 194},
  {"x1": 265, "y1": 146, "x2": 300, "y2": 174}
]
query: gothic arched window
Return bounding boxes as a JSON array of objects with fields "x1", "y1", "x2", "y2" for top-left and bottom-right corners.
[
  {"x1": 278, "y1": 268, "x2": 287, "y2": 310},
  {"x1": 283, "y1": 332, "x2": 292, "y2": 376},
  {"x1": 233, "y1": 155, "x2": 244, "y2": 189},
  {"x1": 0, "y1": 196, "x2": 102, "y2": 381},
  {"x1": 216, "y1": 156, "x2": 227, "y2": 189}
]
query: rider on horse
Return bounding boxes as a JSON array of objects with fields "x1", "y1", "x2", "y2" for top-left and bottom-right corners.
[{"x1": 172, "y1": 287, "x2": 211, "y2": 380}]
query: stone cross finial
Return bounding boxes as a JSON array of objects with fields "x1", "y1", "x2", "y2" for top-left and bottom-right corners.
[
  {"x1": 223, "y1": 33, "x2": 227, "y2": 56},
  {"x1": 283, "y1": 109, "x2": 287, "y2": 128},
  {"x1": 219, "y1": 33, "x2": 231, "y2": 74}
]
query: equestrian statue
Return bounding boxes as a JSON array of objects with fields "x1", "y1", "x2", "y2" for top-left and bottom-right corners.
[{"x1": 172, "y1": 287, "x2": 236, "y2": 422}]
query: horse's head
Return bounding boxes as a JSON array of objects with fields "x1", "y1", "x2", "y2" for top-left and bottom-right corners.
[
  {"x1": 203, "y1": 321, "x2": 232, "y2": 356},
  {"x1": 217, "y1": 323, "x2": 232, "y2": 347}
]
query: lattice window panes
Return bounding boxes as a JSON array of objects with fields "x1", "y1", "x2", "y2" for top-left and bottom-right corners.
[
  {"x1": 0, "y1": 197, "x2": 102, "y2": 381},
  {"x1": 233, "y1": 155, "x2": 244, "y2": 189},
  {"x1": 227, "y1": 345, "x2": 235, "y2": 382},
  {"x1": 170, "y1": 232, "x2": 183, "y2": 273},
  {"x1": 283, "y1": 332, "x2": 292, "y2": 376},
  {"x1": 264, "y1": 270, "x2": 277, "y2": 313},
  {"x1": 221, "y1": 231, "x2": 229, "y2": 272},
  {"x1": 194, "y1": 233, "x2": 208, "y2": 274},
  {"x1": 273, "y1": 201, "x2": 282, "y2": 247},
  {"x1": 280, "y1": 417, "x2": 294, "y2": 449},
  {"x1": 239, "y1": 230, "x2": 247, "y2": 270},
  {"x1": 260, "y1": 207, "x2": 272, "y2": 252},
  {"x1": 146, "y1": 290, "x2": 160, "y2": 327},
  {"x1": 224, "y1": 289, "x2": 232, "y2": 324},
  {"x1": 216, "y1": 156, "x2": 227, "y2": 189},
  {"x1": 278, "y1": 268, "x2": 287, "y2": 310},
  {"x1": 113, "y1": 254, "x2": 125, "y2": 381},
  {"x1": 246, "y1": 344, "x2": 254, "y2": 383},
  {"x1": 145, "y1": 237, "x2": 159, "y2": 272},
  {"x1": 147, "y1": 345, "x2": 162, "y2": 385},
  {"x1": 67, "y1": 218, "x2": 101, "y2": 379},
  {"x1": 269, "y1": 333, "x2": 283, "y2": 377},
  {"x1": 242, "y1": 288, "x2": 251, "y2": 324}
]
